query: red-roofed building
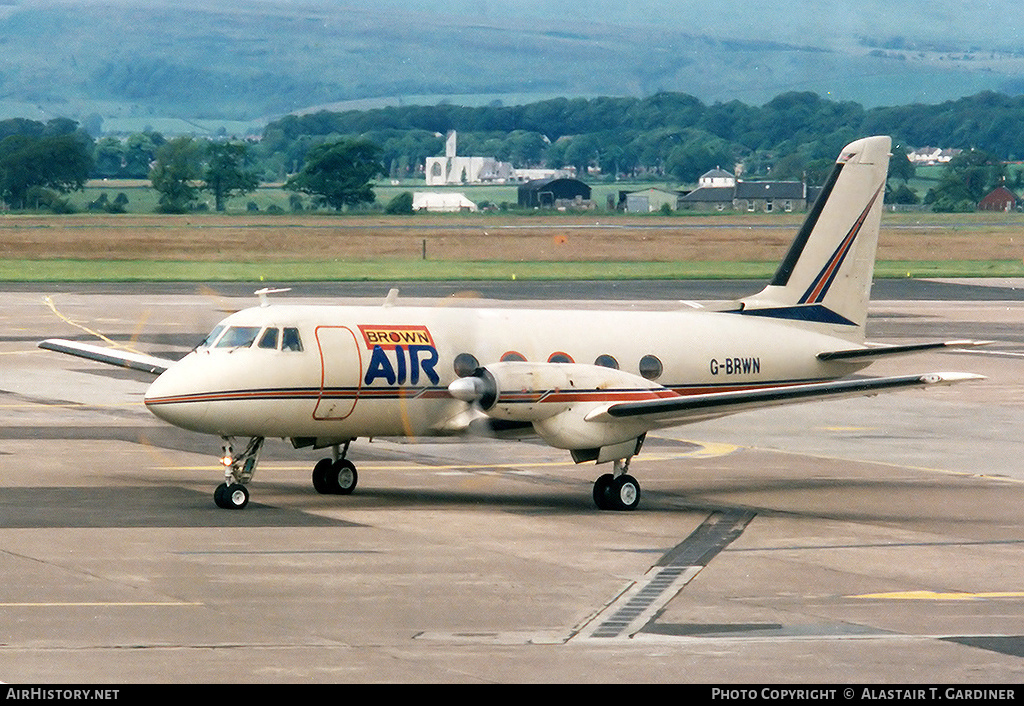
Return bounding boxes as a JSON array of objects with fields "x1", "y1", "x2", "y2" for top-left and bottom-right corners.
[{"x1": 978, "y1": 186, "x2": 1018, "y2": 212}]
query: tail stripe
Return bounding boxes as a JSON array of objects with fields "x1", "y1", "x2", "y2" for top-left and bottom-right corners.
[{"x1": 799, "y1": 184, "x2": 883, "y2": 305}]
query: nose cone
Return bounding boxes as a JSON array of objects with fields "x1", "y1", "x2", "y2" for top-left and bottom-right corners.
[{"x1": 144, "y1": 353, "x2": 213, "y2": 432}]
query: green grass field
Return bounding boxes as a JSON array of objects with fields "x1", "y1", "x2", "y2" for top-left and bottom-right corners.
[
  {"x1": 71, "y1": 179, "x2": 681, "y2": 215},
  {"x1": 2, "y1": 258, "x2": 1021, "y2": 283}
]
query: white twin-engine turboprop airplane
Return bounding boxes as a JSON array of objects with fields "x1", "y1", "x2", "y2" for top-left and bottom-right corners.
[{"x1": 40, "y1": 136, "x2": 987, "y2": 511}]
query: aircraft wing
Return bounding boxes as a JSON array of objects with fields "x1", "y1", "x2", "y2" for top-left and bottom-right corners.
[
  {"x1": 584, "y1": 372, "x2": 984, "y2": 427},
  {"x1": 817, "y1": 339, "x2": 992, "y2": 361},
  {"x1": 38, "y1": 338, "x2": 175, "y2": 376}
]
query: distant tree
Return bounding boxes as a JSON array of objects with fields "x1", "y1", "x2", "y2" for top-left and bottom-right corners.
[
  {"x1": 384, "y1": 191, "x2": 414, "y2": 214},
  {"x1": 203, "y1": 141, "x2": 259, "y2": 211},
  {"x1": 888, "y1": 148, "x2": 916, "y2": 183},
  {"x1": 125, "y1": 132, "x2": 165, "y2": 179},
  {"x1": 149, "y1": 136, "x2": 203, "y2": 213},
  {"x1": 42, "y1": 117, "x2": 80, "y2": 137},
  {"x1": 804, "y1": 158, "x2": 835, "y2": 186},
  {"x1": 562, "y1": 135, "x2": 600, "y2": 178},
  {"x1": 766, "y1": 152, "x2": 806, "y2": 181},
  {"x1": 0, "y1": 133, "x2": 93, "y2": 209},
  {"x1": 929, "y1": 148, "x2": 1006, "y2": 212},
  {"x1": 887, "y1": 183, "x2": 919, "y2": 205},
  {"x1": 0, "y1": 118, "x2": 44, "y2": 142},
  {"x1": 285, "y1": 139, "x2": 384, "y2": 210},
  {"x1": 664, "y1": 137, "x2": 733, "y2": 183},
  {"x1": 93, "y1": 137, "x2": 126, "y2": 178}
]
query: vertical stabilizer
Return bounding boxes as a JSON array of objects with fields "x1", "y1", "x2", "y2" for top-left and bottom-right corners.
[{"x1": 740, "y1": 136, "x2": 891, "y2": 340}]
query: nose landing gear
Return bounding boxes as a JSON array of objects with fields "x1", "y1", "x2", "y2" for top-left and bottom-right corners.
[{"x1": 214, "y1": 436, "x2": 264, "y2": 509}]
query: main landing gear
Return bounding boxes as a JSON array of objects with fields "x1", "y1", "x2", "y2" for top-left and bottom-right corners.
[
  {"x1": 311, "y1": 441, "x2": 359, "y2": 495},
  {"x1": 592, "y1": 457, "x2": 641, "y2": 511},
  {"x1": 212, "y1": 437, "x2": 360, "y2": 509}
]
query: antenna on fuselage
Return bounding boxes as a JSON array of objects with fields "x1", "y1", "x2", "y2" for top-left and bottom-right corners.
[
  {"x1": 255, "y1": 287, "x2": 291, "y2": 307},
  {"x1": 383, "y1": 288, "x2": 400, "y2": 308}
]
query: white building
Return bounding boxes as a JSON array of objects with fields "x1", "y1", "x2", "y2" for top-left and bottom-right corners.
[
  {"x1": 424, "y1": 131, "x2": 570, "y2": 185},
  {"x1": 412, "y1": 192, "x2": 478, "y2": 212},
  {"x1": 907, "y1": 147, "x2": 962, "y2": 165},
  {"x1": 699, "y1": 167, "x2": 737, "y2": 187},
  {"x1": 425, "y1": 131, "x2": 512, "y2": 185}
]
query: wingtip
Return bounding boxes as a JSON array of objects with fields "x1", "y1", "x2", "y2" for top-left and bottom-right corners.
[
  {"x1": 945, "y1": 339, "x2": 995, "y2": 349},
  {"x1": 919, "y1": 372, "x2": 987, "y2": 385}
]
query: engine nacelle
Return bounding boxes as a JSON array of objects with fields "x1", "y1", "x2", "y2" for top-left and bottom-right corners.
[
  {"x1": 448, "y1": 362, "x2": 670, "y2": 459},
  {"x1": 448, "y1": 361, "x2": 661, "y2": 420}
]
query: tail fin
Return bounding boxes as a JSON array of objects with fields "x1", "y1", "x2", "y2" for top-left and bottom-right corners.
[{"x1": 740, "y1": 136, "x2": 891, "y2": 341}]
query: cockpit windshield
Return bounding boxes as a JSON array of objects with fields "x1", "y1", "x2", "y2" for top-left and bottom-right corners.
[
  {"x1": 215, "y1": 326, "x2": 262, "y2": 349},
  {"x1": 200, "y1": 324, "x2": 303, "y2": 352}
]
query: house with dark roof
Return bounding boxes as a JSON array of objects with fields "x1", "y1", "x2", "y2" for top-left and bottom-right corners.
[
  {"x1": 734, "y1": 181, "x2": 807, "y2": 213},
  {"x1": 677, "y1": 185, "x2": 735, "y2": 211},
  {"x1": 678, "y1": 179, "x2": 809, "y2": 213}
]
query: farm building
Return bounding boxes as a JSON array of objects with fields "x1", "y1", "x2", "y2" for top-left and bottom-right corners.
[
  {"x1": 978, "y1": 186, "x2": 1018, "y2": 212},
  {"x1": 621, "y1": 188, "x2": 684, "y2": 213},
  {"x1": 517, "y1": 178, "x2": 592, "y2": 209}
]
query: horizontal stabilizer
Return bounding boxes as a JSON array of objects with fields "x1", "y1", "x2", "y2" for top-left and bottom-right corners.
[
  {"x1": 817, "y1": 340, "x2": 993, "y2": 361},
  {"x1": 584, "y1": 372, "x2": 985, "y2": 426},
  {"x1": 38, "y1": 338, "x2": 174, "y2": 376}
]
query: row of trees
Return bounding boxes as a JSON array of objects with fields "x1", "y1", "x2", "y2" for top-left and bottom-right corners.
[
  {"x1": 147, "y1": 136, "x2": 384, "y2": 212},
  {"x1": 0, "y1": 117, "x2": 385, "y2": 212},
  {"x1": 2, "y1": 90, "x2": 1023, "y2": 213},
  {"x1": 258, "y1": 90, "x2": 1024, "y2": 183},
  {"x1": 0, "y1": 119, "x2": 93, "y2": 210}
]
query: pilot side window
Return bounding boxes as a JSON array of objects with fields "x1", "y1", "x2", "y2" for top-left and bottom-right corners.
[
  {"x1": 215, "y1": 326, "x2": 261, "y2": 349},
  {"x1": 258, "y1": 328, "x2": 279, "y2": 350},
  {"x1": 200, "y1": 325, "x2": 226, "y2": 348},
  {"x1": 282, "y1": 327, "x2": 303, "y2": 352}
]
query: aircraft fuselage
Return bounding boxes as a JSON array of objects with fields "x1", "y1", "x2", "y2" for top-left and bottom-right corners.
[{"x1": 143, "y1": 302, "x2": 865, "y2": 445}]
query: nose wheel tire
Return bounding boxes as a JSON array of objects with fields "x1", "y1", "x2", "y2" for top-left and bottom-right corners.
[{"x1": 214, "y1": 482, "x2": 249, "y2": 509}]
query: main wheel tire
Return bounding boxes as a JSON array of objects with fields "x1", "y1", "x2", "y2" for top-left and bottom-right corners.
[
  {"x1": 312, "y1": 458, "x2": 333, "y2": 494},
  {"x1": 214, "y1": 482, "x2": 230, "y2": 508},
  {"x1": 611, "y1": 474, "x2": 640, "y2": 511},
  {"x1": 593, "y1": 473, "x2": 615, "y2": 510},
  {"x1": 330, "y1": 459, "x2": 358, "y2": 495}
]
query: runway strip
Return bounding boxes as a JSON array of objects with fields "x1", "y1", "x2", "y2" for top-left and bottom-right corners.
[{"x1": 572, "y1": 510, "x2": 756, "y2": 640}]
